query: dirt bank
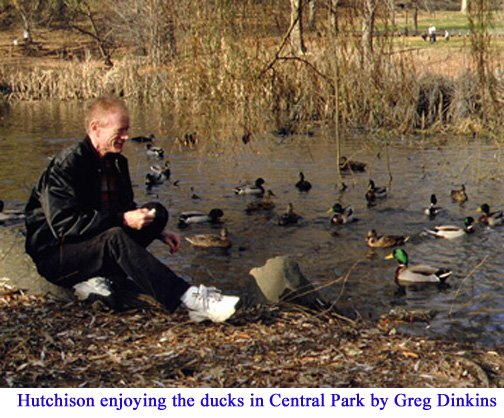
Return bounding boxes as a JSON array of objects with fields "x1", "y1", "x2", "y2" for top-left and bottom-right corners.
[{"x1": 1, "y1": 279, "x2": 503, "y2": 388}]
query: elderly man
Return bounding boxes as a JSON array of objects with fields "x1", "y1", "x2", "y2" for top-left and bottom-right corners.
[{"x1": 25, "y1": 95, "x2": 239, "y2": 322}]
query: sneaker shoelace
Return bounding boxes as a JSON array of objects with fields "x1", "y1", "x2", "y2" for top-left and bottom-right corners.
[{"x1": 193, "y1": 285, "x2": 223, "y2": 310}]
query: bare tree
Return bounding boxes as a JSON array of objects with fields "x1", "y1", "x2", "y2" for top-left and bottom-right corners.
[
  {"x1": 289, "y1": 0, "x2": 307, "y2": 54},
  {"x1": 308, "y1": 0, "x2": 317, "y2": 30},
  {"x1": 63, "y1": 0, "x2": 115, "y2": 66},
  {"x1": 361, "y1": 0, "x2": 378, "y2": 65},
  {"x1": 108, "y1": 0, "x2": 177, "y2": 65},
  {"x1": 329, "y1": 0, "x2": 339, "y2": 35}
]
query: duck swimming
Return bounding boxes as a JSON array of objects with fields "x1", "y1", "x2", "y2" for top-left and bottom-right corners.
[
  {"x1": 366, "y1": 229, "x2": 409, "y2": 248},
  {"x1": 426, "y1": 216, "x2": 475, "y2": 239},
  {"x1": 386, "y1": 248, "x2": 452, "y2": 285},
  {"x1": 131, "y1": 133, "x2": 155, "y2": 143},
  {"x1": 339, "y1": 156, "x2": 366, "y2": 172},
  {"x1": 146, "y1": 143, "x2": 164, "y2": 158},
  {"x1": 424, "y1": 194, "x2": 442, "y2": 217},
  {"x1": 185, "y1": 228, "x2": 231, "y2": 248},
  {"x1": 365, "y1": 179, "x2": 387, "y2": 204},
  {"x1": 327, "y1": 203, "x2": 355, "y2": 224},
  {"x1": 278, "y1": 203, "x2": 299, "y2": 226},
  {"x1": 178, "y1": 208, "x2": 224, "y2": 226},
  {"x1": 450, "y1": 184, "x2": 468, "y2": 204},
  {"x1": 234, "y1": 178, "x2": 266, "y2": 196},
  {"x1": 477, "y1": 203, "x2": 504, "y2": 227},
  {"x1": 295, "y1": 172, "x2": 312, "y2": 192},
  {"x1": 145, "y1": 161, "x2": 171, "y2": 187},
  {"x1": 245, "y1": 190, "x2": 276, "y2": 212}
]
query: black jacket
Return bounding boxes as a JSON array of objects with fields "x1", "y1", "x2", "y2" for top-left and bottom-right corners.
[{"x1": 25, "y1": 136, "x2": 135, "y2": 261}]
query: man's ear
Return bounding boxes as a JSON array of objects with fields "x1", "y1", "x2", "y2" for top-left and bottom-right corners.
[{"x1": 88, "y1": 120, "x2": 99, "y2": 136}]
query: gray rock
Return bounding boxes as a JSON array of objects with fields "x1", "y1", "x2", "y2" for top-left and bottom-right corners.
[
  {"x1": 0, "y1": 228, "x2": 71, "y2": 300},
  {"x1": 248, "y1": 255, "x2": 324, "y2": 307}
]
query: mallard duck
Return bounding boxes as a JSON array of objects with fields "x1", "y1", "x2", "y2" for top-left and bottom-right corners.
[
  {"x1": 424, "y1": 194, "x2": 442, "y2": 217},
  {"x1": 426, "y1": 216, "x2": 475, "y2": 239},
  {"x1": 131, "y1": 133, "x2": 155, "y2": 143},
  {"x1": 339, "y1": 156, "x2": 366, "y2": 172},
  {"x1": 278, "y1": 203, "x2": 299, "y2": 226},
  {"x1": 233, "y1": 178, "x2": 266, "y2": 195},
  {"x1": 190, "y1": 187, "x2": 201, "y2": 200},
  {"x1": 185, "y1": 228, "x2": 231, "y2": 248},
  {"x1": 178, "y1": 208, "x2": 224, "y2": 226},
  {"x1": 365, "y1": 179, "x2": 387, "y2": 203},
  {"x1": 366, "y1": 229, "x2": 409, "y2": 248},
  {"x1": 385, "y1": 248, "x2": 452, "y2": 285},
  {"x1": 295, "y1": 172, "x2": 312, "y2": 192},
  {"x1": 145, "y1": 161, "x2": 171, "y2": 187},
  {"x1": 328, "y1": 203, "x2": 355, "y2": 224},
  {"x1": 245, "y1": 190, "x2": 276, "y2": 212},
  {"x1": 477, "y1": 203, "x2": 504, "y2": 227},
  {"x1": 0, "y1": 200, "x2": 24, "y2": 223},
  {"x1": 146, "y1": 143, "x2": 164, "y2": 158},
  {"x1": 450, "y1": 184, "x2": 468, "y2": 204}
]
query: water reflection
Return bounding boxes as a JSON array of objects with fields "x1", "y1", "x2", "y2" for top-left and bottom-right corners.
[{"x1": 2, "y1": 101, "x2": 504, "y2": 348}]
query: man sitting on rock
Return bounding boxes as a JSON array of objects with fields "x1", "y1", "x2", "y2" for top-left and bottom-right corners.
[{"x1": 24, "y1": 95, "x2": 239, "y2": 322}]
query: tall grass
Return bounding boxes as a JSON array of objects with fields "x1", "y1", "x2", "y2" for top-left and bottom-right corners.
[{"x1": 1, "y1": 3, "x2": 503, "y2": 139}]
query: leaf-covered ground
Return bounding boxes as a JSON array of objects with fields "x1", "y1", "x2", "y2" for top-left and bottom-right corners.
[{"x1": 1, "y1": 280, "x2": 503, "y2": 388}]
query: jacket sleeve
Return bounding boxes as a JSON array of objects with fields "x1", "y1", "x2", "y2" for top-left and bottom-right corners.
[{"x1": 41, "y1": 156, "x2": 122, "y2": 243}]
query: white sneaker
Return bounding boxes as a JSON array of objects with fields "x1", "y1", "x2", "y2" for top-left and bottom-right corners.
[
  {"x1": 73, "y1": 277, "x2": 116, "y2": 308},
  {"x1": 181, "y1": 284, "x2": 240, "y2": 323}
]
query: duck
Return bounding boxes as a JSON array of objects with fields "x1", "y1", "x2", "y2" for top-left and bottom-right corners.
[
  {"x1": 339, "y1": 156, "x2": 366, "y2": 172},
  {"x1": 233, "y1": 178, "x2": 266, "y2": 196},
  {"x1": 424, "y1": 194, "x2": 442, "y2": 217},
  {"x1": 295, "y1": 172, "x2": 312, "y2": 192},
  {"x1": 150, "y1": 161, "x2": 171, "y2": 180},
  {"x1": 178, "y1": 208, "x2": 224, "y2": 226},
  {"x1": 426, "y1": 216, "x2": 475, "y2": 239},
  {"x1": 185, "y1": 228, "x2": 231, "y2": 248},
  {"x1": 385, "y1": 248, "x2": 452, "y2": 285},
  {"x1": 366, "y1": 229, "x2": 409, "y2": 248},
  {"x1": 131, "y1": 133, "x2": 155, "y2": 143},
  {"x1": 145, "y1": 161, "x2": 171, "y2": 187},
  {"x1": 245, "y1": 190, "x2": 276, "y2": 212},
  {"x1": 278, "y1": 203, "x2": 299, "y2": 226},
  {"x1": 450, "y1": 184, "x2": 468, "y2": 204},
  {"x1": 477, "y1": 203, "x2": 504, "y2": 227},
  {"x1": 146, "y1": 143, "x2": 164, "y2": 158},
  {"x1": 0, "y1": 200, "x2": 24, "y2": 223},
  {"x1": 327, "y1": 203, "x2": 355, "y2": 224},
  {"x1": 365, "y1": 179, "x2": 387, "y2": 204},
  {"x1": 190, "y1": 187, "x2": 201, "y2": 200}
]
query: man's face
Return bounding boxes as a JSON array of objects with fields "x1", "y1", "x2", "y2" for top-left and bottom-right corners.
[{"x1": 91, "y1": 109, "x2": 130, "y2": 157}]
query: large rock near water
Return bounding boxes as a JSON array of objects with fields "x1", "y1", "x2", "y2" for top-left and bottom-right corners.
[
  {"x1": 0, "y1": 228, "x2": 71, "y2": 300},
  {"x1": 248, "y1": 255, "x2": 324, "y2": 307}
]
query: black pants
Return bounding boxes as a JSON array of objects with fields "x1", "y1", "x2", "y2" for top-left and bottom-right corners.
[{"x1": 36, "y1": 202, "x2": 190, "y2": 312}]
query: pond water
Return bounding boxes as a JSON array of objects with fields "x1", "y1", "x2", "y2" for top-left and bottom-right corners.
[{"x1": 2, "y1": 100, "x2": 504, "y2": 348}]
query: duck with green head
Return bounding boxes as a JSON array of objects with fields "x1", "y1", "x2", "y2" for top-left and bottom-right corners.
[
  {"x1": 386, "y1": 248, "x2": 452, "y2": 285},
  {"x1": 233, "y1": 177, "x2": 266, "y2": 196},
  {"x1": 178, "y1": 208, "x2": 224, "y2": 227},
  {"x1": 328, "y1": 203, "x2": 355, "y2": 224},
  {"x1": 477, "y1": 203, "x2": 504, "y2": 227},
  {"x1": 426, "y1": 216, "x2": 475, "y2": 239}
]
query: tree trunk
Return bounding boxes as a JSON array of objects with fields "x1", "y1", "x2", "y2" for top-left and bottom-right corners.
[
  {"x1": 413, "y1": 1, "x2": 418, "y2": 35},
  {"x1": 329, "y1": 0, "x2": 339, "y2": 35},
  {"x1": 308, "y1": 0, "x2": 317, "y2": 30},
  {"x1": 290, "y1": 0, "x2": 306, "y2": 54},
  {"x1": 361, "y1": 0, "x2": 377, "y2": 66},
  {"x1": 461, "y1": 0, "x2": 468, "y2": 13}
]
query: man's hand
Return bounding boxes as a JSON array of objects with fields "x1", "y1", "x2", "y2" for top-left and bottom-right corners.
[
  {"x1": 160, "y1": 231, "x2": 181, "y2": 253},
  {"x1": 123, "y1": 208, "x2": 156, "y2": 230}
]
